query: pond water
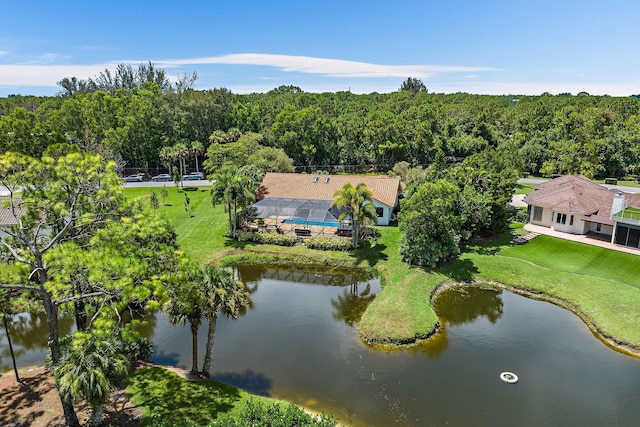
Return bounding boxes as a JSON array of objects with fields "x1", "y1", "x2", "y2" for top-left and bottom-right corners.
[{"x1": 3, "y1": 265, "x2": 640, "y2": 426}]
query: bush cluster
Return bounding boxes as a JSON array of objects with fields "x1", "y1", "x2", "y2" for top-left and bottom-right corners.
[
  {"x1": 233, "y1": 231, "x2": 299, "y2": 246},
  {"x1": 146, "y1": 399, "x2": 337, "y2": 427},
  {"x1": 304, "y1": 237, "x2": 353, "y2": 251}
]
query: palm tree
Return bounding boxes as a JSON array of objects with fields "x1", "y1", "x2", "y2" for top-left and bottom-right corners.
[
  {"x1": 173, "y1": 141, "x2": 190, "y2": 178},
  {"x1": 331, "y1": 182, "x2": 378, "y2": 248},
  {"x1": 163, "y1": 265, "x2": 204, "y2": 372},
  {"x1": 54, "y1": 332, "x2": 129, "y2": 427},
  {"x1": 211, "y1": 169, "x2": 235, "y2": 233},
  {"x1": 211, "y1": 167, "x2": 256, "y2": 234},
  {"x1": 200, "y1": 266, "x2": 250, "y2": 377},
  {"x1": 190, "y1": 141, "x2": 205, "y2": 173},
  {"x1": 159, "y1": 145, "x2": 174, "y2": 174}
]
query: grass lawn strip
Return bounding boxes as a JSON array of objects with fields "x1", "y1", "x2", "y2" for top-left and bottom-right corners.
[{"x1": 125, "y1": 366, "x2": 277, "y2": 426}]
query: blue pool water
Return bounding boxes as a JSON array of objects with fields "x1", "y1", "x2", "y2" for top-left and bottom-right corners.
[{"x1": 282, "y1": 218, "x2": 339, "y2": 227}]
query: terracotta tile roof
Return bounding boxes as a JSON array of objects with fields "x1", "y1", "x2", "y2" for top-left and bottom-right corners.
[
  {"x1": 523, "y1": 175, "x2": 640, "y2": 216},
  {"x1": 0, "y1": 196, "x2": 25, "y2": 226},
  {"x1": 259, "y1": 172, "x2": 402, "y2": 207}
]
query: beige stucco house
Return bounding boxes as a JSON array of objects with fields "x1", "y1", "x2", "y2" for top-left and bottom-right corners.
[{"x1": 523, "y1": 174, "x2": 640, "y2": 249}]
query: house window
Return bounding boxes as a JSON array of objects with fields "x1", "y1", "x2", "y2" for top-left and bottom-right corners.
[
  {"x1": 569, "y1": 215, "x2": 574, "y2": 226},
  {"x1": 376, "y1": 207, "x2": 384, "y2": 218},
  {"x1": 556, "y1": 213, "x2": 567, "y2": 225},
  {"x1": 532, "y1": 206, "x2": 543, "y2": 222},
  {"x1": 596, "y1": 223, "x2": 602, "y2": 232}
]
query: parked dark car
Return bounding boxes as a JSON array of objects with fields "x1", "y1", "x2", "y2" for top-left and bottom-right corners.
[
  {"x1": 151, "y1": 173, "x2": 172, "y2": 182},
  {"x1": 124, "y1": 174, "x2": 143, "y2": 182},
  {"x1": 182, "y1": 171, "x2": 205, "y2": 181}
]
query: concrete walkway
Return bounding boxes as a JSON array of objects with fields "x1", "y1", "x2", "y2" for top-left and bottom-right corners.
[{"x1": 523, "y1": 223, "x2": 640, "y2": 256}]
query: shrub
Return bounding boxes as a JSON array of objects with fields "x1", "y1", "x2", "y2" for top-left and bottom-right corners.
[
  {"x1": 233, "y1": 231, "x2": 299, "y2": 247},
  {"x1": 305, "y1": 237, "x2": 352, "y2": 251},
  {"x1": 123, "y1": 336, "x2": 153, "y2": 363},
  {"x1": 211, "y1": 399, "x2": 338, "y2": 427},
  {"x1": 359, "y1": 226, "x2": 381, "y2": 244}
]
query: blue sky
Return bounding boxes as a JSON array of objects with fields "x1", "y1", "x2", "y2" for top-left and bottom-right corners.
[{"x1": 1, "y1": 0, "x2": 639, "y2": 97}]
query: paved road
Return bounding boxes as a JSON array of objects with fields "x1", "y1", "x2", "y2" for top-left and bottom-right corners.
[
  {"x1": 518, "y1": 178, "x2": 640, "y2": 194},
  {"x1": 122, "y1": 179, "x2": 213, "y2": 188}
]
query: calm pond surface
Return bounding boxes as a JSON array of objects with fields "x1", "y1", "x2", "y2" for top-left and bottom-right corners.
[{"x1": 3, "y1": 264, "x2": 640, "y2": 426}]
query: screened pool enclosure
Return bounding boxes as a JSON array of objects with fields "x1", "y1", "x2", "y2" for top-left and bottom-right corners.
[{"x1": 248, "y1": 197, "x2": 351, "y2": 234}]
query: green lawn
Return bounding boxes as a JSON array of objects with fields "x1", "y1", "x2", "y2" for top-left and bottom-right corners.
[
  {"x1": 498, "y1": 235, "x2": 640, "y2": 286},
  {"x1": 594, "y1": 179, "x2": 640, "y2": 189},
  {"x1": 514, "y1": 182, "x2": 536, "y2": 195},
  {"x1": 124, "y1": 186, "x2": 231, "y2": 264},
  {"x1": 125, "y1": 366, "x2": 290, "y2": 426}
]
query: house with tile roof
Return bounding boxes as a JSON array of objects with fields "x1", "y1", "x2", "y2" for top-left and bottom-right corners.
[
  {"x1": 252, "y1": 172, "x2": 402, "y2": 227},
  {"x1": 523, "y1": 174, "x2": 640, "y2": 249},
  {"x1": 0, "y1": 196, "x2": 25, "y2": 238}
]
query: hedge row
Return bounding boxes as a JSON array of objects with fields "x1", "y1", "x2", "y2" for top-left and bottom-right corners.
[
  {"x1": 232, "y1": 231, "x2": 353, "y2": 251},
  {"x1": 305, "y1": 237, "x2": 353, "y2": 251},
  {"x1": 233, "y1": 231, "x2": 298, "y2": 246}
]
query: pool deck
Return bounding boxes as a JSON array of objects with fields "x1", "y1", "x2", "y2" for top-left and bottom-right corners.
[{"x1": 250, "y1": 217, "x2": 351, "y2": 239}]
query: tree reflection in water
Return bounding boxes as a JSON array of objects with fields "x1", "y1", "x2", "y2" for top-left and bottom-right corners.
[
  {"x1": 0, "y1": 312, "x2": 74, "y2": 371},
  {"x1": 408, "y1": 286, "x2": 504, "y2": 359},
  {"x1": 434, "y1": 286, "x2": 504, "y2": 326},
  {"x1": 234, "y1": 263, "x2": 378, "y2": 327},
  {"x1": 331, "y1": 283, "x2": 377, "y2": 327}
]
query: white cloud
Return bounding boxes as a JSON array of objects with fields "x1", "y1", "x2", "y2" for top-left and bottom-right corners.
[
  {"x1": 157, "y1": 53, "x2": 495, "y2": 78},
  {"x1": 0, "y1": 53, "x2": 637, "y2": 96},
  {"x1": 0, "y1": 63, "x2": 115, "y2": 86}
]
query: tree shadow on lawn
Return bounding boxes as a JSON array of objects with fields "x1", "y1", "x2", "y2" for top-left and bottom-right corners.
[
  {"x1": 437, "y1": 230, "x2": 517, "y2": 281},
  {"x1": 463, "y1": 230, "x2": 515, "y2": 256},
  {"x1": 127, "y1": 366, "x2": 241, "y2": 426},
  {"x1": 438, "y1": 257, "x2": 479, "y2": 282},
  {"x1": 351, "y1": 241, "x2": 388, "y2": 267},
  {"x1": 223, "y1": 237, "x2": 250, "y2": 249}
]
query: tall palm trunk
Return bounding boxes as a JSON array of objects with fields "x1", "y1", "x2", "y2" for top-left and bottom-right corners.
[
  {"x1": 201, "y1": 313, "x2": 218, "y2": 377},
  {"x1": 352, "y1": 219, "x2": 359, "y2": 249},
  {"x1": 190, "y1": 322, "x2": 199, "y2": 372}
]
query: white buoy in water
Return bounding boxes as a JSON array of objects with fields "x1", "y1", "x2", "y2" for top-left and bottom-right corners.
[{"x1": 500, "y1": 372, "x2": 518, "y2": 384}]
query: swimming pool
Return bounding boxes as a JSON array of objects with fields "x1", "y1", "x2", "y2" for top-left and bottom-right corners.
[{"x1": 282, "y1": 218, "x2": 340, "y2": 227}]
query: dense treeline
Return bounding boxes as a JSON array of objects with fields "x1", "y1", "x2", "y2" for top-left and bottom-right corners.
[{"x1": 2, "y1": 78, "x2": 640, "y2": 178}]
